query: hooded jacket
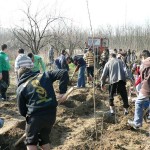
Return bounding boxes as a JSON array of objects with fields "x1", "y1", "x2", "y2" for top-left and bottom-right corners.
[
  {"x1": 140, "y1": 57, "x2": 150, "y2": 97},
  {"x1": 17, "y1": 70, "x2": 69, "y2": 117},
  {"x1": 101, "y1": 58, "x2": 127, "y2": 86}
]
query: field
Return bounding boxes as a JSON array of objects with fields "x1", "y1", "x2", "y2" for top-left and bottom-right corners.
[
  {"x1": 0, "y1": 73, "x2": 150, "y2": 150},
  {"x1": 0, "y1": 53, "x2": 150, "y2": 150}
]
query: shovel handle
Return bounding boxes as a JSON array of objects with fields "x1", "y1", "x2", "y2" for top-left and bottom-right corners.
[{"x1": 14, "y1": 133, "x2": 26, "y2": 147}]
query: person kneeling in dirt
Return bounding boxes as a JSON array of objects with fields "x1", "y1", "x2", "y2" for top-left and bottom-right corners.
[
  {"x1": 128, "y1": 50, "x2": 150, "y2": 129},
  {"x1": 17, "y1": 67, "x2": 69, "y2": 150},
  {"x1": 101, "y1": 53, "x2": 129, "y2": 115}
]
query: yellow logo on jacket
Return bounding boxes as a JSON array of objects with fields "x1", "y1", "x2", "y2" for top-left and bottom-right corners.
[{"x1": 31, "y1": 79, "x2": 51, "y2": 104}]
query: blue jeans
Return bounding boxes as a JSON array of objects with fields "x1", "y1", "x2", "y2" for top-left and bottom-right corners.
[
  {"x1": 134, "y1": 93, "x2": 150, "y2": 126},
  {"x1": 77, "y1": 65, "x2": 86, "y2": 87}
]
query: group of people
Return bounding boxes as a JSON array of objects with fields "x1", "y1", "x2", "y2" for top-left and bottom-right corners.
[
  {"x1": 0, "y1": 44, "x2": 65, "y2": 150},
  {"x1": 54, "y1": 48, "x2": 95, "y2": 88},
  {"x1": 101, "y1": 49, "x2": 150, "y2": 129},
  {"x1": 0, "y1": 44, "x2": 149, "y2": 149}
]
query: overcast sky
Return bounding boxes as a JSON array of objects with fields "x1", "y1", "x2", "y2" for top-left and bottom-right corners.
[{"x1": 0, "y1": 0, "x2": 150, "y2": 29}]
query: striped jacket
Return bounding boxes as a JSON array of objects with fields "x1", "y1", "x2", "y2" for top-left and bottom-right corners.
[
  {"x1": 84, "y1": 51, "x2": 94, "y2": 67},
  {"x1": 15, "y1": 54, "x2": 34, "y2": 72}
]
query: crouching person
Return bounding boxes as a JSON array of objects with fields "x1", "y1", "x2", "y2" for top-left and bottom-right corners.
[
  {"x1": 128, "y1": 50, "x2": 150, "y2": 129},
  {"x1": 16, "y1": 66, "x2": 69, "y2": 150}
]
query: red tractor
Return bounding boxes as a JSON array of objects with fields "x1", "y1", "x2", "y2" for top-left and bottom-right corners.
[
  {"x1": 86, "y1": 37, "x2": 109, "y2": 53},
  {"x1": 85, "y1": 37, "x2": 109, "y2": 67}
]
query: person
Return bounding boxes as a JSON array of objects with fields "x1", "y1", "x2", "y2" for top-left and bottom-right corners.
[
  {"x1": 28, "y1": 53, "x2": 46, "y2": 73},
  {"x1": 125, "y1": 49, "x2": 132, "y2": 69},
  {"x1": 15, "y1": 48, "x2": 34, "y2": 80},
  {"x1": 54, "y1": 50, "x2": 71, "y2": 71},
  {"x1": 101, "y1": 48, "x2": 109, "y2": 64},
  {"x1": 101, "y1": 53, "x2": 129, "y2": 115},
  {"x1": 48, "y1": 46, "x2": 54, "y2": 67},
  {"x1": 128, "y1": 50, "x2": 150, "y2": 129},
  {"x1": 118, "y1": 49, "x2": 123, "y2": 53},
  {"x1": 131, "y1": 50, "x2": 137, "y2": 62},
  {"x1": 73, "y1": 56, "x2": 86, "y2": 88},
  {"x1": 0, "y1": 44, "x2": 11, "y2": 100},
  {"x1": 132, "y1": 63, "x2": 141, "y2": 93},
  {"x1": 114, "y1": 49, "x2": 118, "y2": 54},
  {"x1": 117, "y1": 52, "x2": 134, "y2": 80},
  {"x1": 16, "y1": 66, "x2": 69, "y2": 150},
  {"x1": 84, "y1": 48, "x2": 94, "y2": 84}
]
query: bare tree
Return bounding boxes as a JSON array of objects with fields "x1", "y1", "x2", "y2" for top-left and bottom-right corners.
[{"x1": 13, "y1": 2, "x2": 60, "y2": 54}]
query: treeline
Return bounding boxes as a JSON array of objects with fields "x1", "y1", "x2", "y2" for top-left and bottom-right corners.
[{"x1": 1, "y1": 23, "x2": 150, "y2": 55}]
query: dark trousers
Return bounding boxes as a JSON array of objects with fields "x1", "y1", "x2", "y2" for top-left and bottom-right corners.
[
  {"x1": 87, "y1": 66, "x2": 94, "y2": 78},
  {"x1": 109, "y1": 80, "x2": 129, "y2": 108},
  {"x1": 0, "y1": 71, "x2": 9, "y2": 98},
  {"x1": 25, "y1": 114, "x2": 56, "y2": 146}
]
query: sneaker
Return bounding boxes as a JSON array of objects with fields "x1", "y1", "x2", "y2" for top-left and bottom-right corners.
[
  {"x1": 128, "y1": 119, "x2": 141, "y2": 129},
  {"x1": 110, "y1": 109, "x2": 115, "y2": 115},
  {"x1": 73, "y1": 86, "x2": 81, "y2": 89},
  {"x1": 124, "y1": 108, "x2": 129, "y2": 115},
  {"x1": 0, "y1": 97, "x2": 6, "y2": 101},
  {"x1": 128, "y1": 96, "x2": 131, "y2": 100},
  {"x1": 131, "y1": 97, "x2": 137, "y2": 102},
  {"x1": 124, "y1": 111, "x2": 129, "y2": 115},
  {"x1": 1, "y1": 93, "x2": 7, "y2": 101}
]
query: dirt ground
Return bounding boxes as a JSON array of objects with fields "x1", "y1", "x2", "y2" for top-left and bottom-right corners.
[{"x1": 0, "y1": 76, "x2": 150, "y2": 150}]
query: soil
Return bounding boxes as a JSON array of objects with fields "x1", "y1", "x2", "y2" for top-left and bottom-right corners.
[{"x1": 0, "y1": 79, "x2": 150, "y2": 150}]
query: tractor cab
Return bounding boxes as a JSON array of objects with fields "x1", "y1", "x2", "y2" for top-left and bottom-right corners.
[{"x1": 86, "y1": 37, "x2": 109, "y2": 68}]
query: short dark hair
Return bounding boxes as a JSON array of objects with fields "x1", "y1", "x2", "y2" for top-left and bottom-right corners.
[
  {"x1": 61, "y1": 49, "x2": 66, "y2": 54},
  {"x1": 27, "y1": 53, "x2": 34, "y2": 59},
  {"x1": 1, "y1": 44, "x2": 7, "y2": 51},
  {"x1": 18, "y1": 48, "x2": 24, "y2": 54},
  {"x1": 110, "y1": 53, "x2": 116, "y2": 58},
  {"x1": 141, "y1": 50, "x2": 150, "y2": 58},
  {"x1": 114, "y1": 49, "x2": 117, "y2": 52}
]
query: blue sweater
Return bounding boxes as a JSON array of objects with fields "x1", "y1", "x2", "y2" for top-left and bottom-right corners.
[{"x1": 73, "y1": 57, "x2": 86, "y2": 67}]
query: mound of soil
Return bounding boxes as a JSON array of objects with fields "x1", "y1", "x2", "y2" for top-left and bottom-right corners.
[{"x1": 0, "y1": 88, "x2": 150, "y2": 150}]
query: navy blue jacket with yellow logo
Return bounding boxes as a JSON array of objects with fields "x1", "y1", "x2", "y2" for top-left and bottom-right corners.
[{"x1": 17, "y1": 70, "x2": 69, "y2": 117}]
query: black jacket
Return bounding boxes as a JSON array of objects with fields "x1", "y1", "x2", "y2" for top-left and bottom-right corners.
[{"x1": 17, "y1": 70, "x2": 69, "y2": 117}]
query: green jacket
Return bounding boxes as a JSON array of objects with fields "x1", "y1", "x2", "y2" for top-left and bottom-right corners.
[
  {"x1": 0, "y1": 51, "x2": 11, "y2": 73},
  {"x1": 33, "y1": 55, "x2": 46, "y2": 72}
]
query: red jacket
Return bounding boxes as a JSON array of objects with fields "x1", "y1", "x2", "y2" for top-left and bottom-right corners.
[{"x1": 135, "y1": 76, "x2": 141, "y2": 87}]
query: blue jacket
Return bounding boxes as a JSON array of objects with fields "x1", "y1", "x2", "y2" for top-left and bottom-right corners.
[
  {"x1": 17, "y1": 70, "x2": 69, "y2": 117},
  {"x1": 55, "y1": 54, "x2": 69, "y2": 71},
  {"x1": 73, "y1": 56, "x2": 86, "y2": 67}
]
